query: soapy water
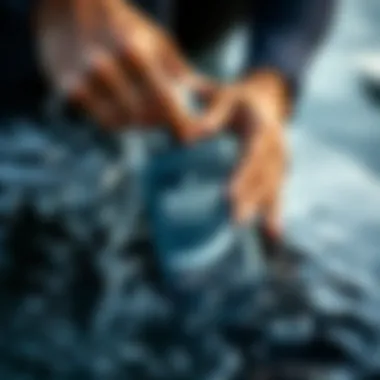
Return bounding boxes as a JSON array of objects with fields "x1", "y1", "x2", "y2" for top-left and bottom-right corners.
[{"x1": 0, "y1": 117, "x2": 380, "y2": 380}]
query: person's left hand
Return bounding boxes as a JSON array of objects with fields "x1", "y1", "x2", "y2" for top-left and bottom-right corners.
[{"x1": 200, "y1": 70, "x2": 290, "y2": 237}]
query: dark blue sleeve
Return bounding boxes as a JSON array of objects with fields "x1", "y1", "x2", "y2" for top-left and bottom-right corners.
[
  {"x1": 0, "y1": 0, "x2": 35, "y2": 14},
  {"x1": 0, "y1": 0, "x2": 41, "y2": 92},
  {"x1": 249, "y1": 0, "x2": 336, "y2": 96}
]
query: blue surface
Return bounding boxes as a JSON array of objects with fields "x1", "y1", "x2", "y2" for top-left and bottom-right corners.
[{"x1": 285, "y1": 0, "x2": 380, "y2": 275}]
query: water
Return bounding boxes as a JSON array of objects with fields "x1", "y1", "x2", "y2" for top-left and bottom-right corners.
[{"x1": 0, "y1": 114, "x2": 379, "y2": 380}]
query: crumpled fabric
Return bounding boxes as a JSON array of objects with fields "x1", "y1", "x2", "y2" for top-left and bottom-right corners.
[{"x1": 0, "y1": 115, "x2": 380, "y2": 380}]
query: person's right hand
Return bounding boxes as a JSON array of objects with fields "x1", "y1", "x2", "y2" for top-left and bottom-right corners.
[{"x1": 35, "y1": 0, "x2": 212, "y2": 142}]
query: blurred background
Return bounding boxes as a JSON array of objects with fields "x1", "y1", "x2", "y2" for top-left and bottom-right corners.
[{"x1": 285, "y1": 0, "x2": 380, "y2": 274}]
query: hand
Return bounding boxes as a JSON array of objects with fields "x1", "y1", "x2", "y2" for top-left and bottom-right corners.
[
  {"x1": 201, "y1": 70, "x2": 290, "y2": 237},
  {"x1": 35, "y1": 0, "x2": 211, "y2": 141}
]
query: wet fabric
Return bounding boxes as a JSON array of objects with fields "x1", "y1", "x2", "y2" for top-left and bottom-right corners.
[{"x1": 2, "y1": 115, "x2": 380, "y2": 380}]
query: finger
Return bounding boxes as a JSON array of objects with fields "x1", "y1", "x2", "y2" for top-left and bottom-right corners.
[
  {"x1": 229, "y1": 94, "x2": 281, "y2": 197},
  {"x1": 263, "y1": 191, "x2": 283, "y2": 240},
  {"x1": 122, "y1": 44, "x2": 201, "y2": 142},
  {"x1": 236, "y1": 160, "x2": 276, "y2": 224},
  {"x1": 229, "y1": 110, "x2": 270, "y2": 223},
  {"x1": 261, "y1": 162, "x2": 285, "y2": 239},
  {"x1": 68, "y1": 77, "x2": 122, "y2": 128},
  {"x1": 229, "y1": 128, "x2": 266, "y2": 199},
  {"x1": 87, "y1": 49, "x2": 142, "y2": 125},
  {"x1": 199, "y1": 88, "x2": 236, "y2": 134},
  {"x1": 161, "y1": 40, "x2": 217, "y2": 96},
  {"x1": 234, "y1": 170, "x2": 264, "y2": 224},
  {"x1": 116, "y1": 45, "x2": 163, "y2": 125},
  {"x1": 235, "y1": 149, "x2": 281, "y2": 224},
  {"x1": 235, "y1": 176, "x2": 272, "y2": 224},
  {"x1": 161, "y1": 39, "x2": 192, "y2": 78},
  {"x1": 167, "y1": 58, "x2": 218, "y2": 99}
]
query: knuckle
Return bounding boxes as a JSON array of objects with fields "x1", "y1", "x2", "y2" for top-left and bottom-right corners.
[
  {"x1": 118, "y1": 32, "x2": 147, "y2": 61},
  {"x1": 117, "y1": 37, "x2": 134, "y2": 58},
  {"x1": 255, "y1": 121, "x2": 267, "y2": 134},
  {"x1": 87, "y1": 49, "x2": 112, "y2": 76},
  {"x1": 62, "y1": 75, "x2": 87, "y2": 102}
]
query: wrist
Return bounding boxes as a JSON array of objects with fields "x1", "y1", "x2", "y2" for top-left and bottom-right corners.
[{"x1": 246, "y1": 68, "x2": 293, "y2": 121}]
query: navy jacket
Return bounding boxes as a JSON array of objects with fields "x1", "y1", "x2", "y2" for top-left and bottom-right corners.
[{"x1": 0, "y1": 0, "x2": 334, "y2": 111}]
